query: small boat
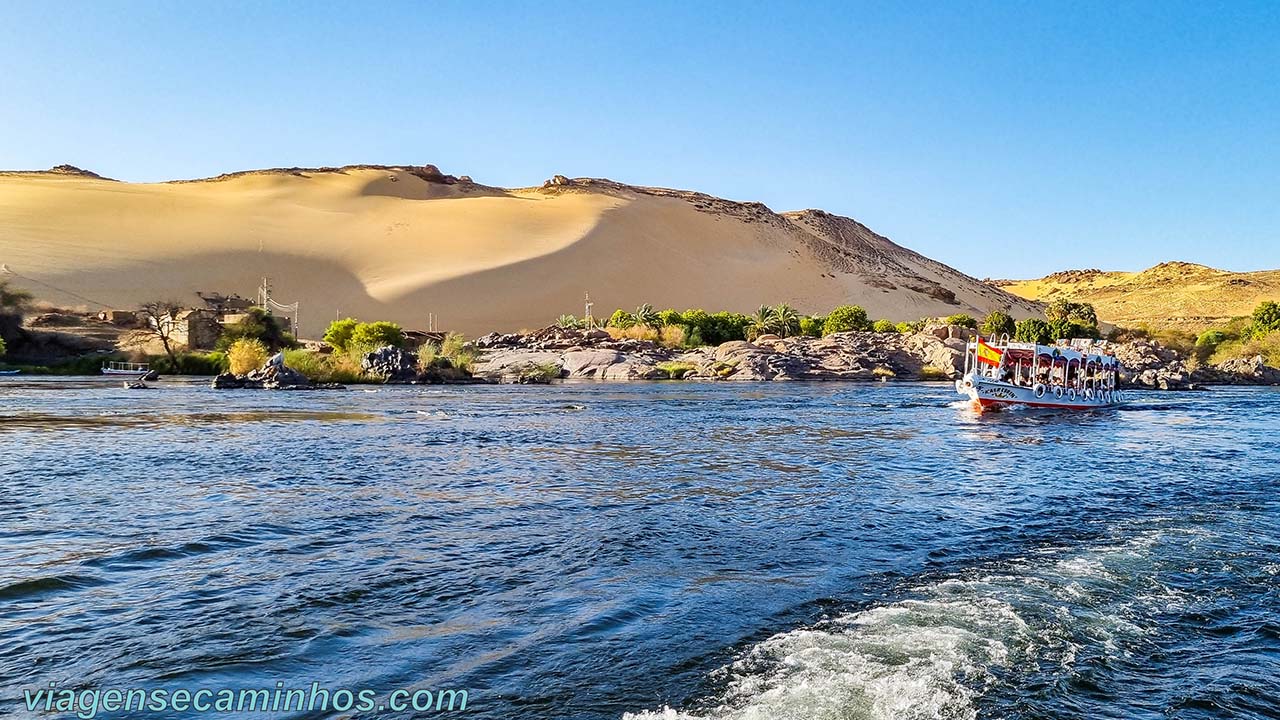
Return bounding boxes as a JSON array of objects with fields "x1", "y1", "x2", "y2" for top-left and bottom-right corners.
[
  {"x1": 956, "y1": 335, "x2": 1125, "y2": 411},
  {"x1": 0, "y1": 369, "x2": 20, "y2": 375},
  {"x1": 101, "y1": 361, "x2": 151, "y2": 377}
]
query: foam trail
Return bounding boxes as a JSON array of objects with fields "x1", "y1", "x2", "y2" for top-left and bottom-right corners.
[
  {"x1": 625, "y1": 530, "x2": 1189, "y2": 720},
  {"x1": 626, "y1": 595, "x2": 1027, "y2": 720}
]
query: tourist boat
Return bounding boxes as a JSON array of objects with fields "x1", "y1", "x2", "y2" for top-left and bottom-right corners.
[
  {"x1": 0, "y1": 369, "x2": 19, "y2": 375},
  {"x1": 101, "y1": 361, "x2": 151, "y2": 377},
  {"x1": 956, "y1": 335, "x2": 1125, "y2": 411}
]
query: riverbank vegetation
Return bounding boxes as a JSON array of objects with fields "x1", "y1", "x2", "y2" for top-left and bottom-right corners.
[
  {"x1": 1115, "y1": 301, "x2": 1280, "y2": 368},
  {"x1": 582, "y1": 302, "x2": 1105, "y2": 351}
]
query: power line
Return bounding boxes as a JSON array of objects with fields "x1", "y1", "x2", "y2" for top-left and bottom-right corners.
[{"x1": 0, "y1": 264, "x2": 113, "y2": 309}]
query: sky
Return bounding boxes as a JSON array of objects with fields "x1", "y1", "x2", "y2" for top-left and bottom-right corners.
[{"x1": 1, "y1": 1, "x2": 1277, "y2": 279}]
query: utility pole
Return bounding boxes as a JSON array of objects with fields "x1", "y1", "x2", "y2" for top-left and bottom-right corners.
[{"x1": 584, "y1": 291, "x2": 594, "y2": 328}]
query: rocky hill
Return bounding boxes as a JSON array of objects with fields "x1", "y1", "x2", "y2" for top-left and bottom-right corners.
[{"x1": 992, "y1": 261, "x2": 1280, "y2": 328}]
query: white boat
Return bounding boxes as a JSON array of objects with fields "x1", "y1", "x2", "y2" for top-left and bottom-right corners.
[
  {"x1": 0, "y1": 369, "x2": 19, "y2": 375},
  {"x1": 956, "y1": 336, "x2": 1125, "y2": 411},
  {"x1": 101, "y1": 361, "x2": 151, "y2": 377}
]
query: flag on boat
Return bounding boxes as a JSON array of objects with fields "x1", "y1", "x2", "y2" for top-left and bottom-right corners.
[{"x1": 976, "y1": 338, "x2": 1004, "y2": 367}]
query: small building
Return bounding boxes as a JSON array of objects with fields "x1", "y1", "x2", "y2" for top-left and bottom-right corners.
[
  {"x1": 96, "y1": 310, "x2": 139, "y2": 326},
  {"x1": 149, "y1": 309, "x2": 223, "y2": 350}
]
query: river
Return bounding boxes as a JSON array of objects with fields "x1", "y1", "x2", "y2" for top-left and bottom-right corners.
[{"x1": 1, "y1": 379, "x2": 1276, "y2": 719}]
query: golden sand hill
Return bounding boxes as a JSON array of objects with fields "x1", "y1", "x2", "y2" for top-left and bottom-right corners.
[
  {"x1": 0, "y1": 164, "x2": 1040, "y2": 336},
  {"x1": 993, "y1": 262, "x2": 1280, "y2": 328}
]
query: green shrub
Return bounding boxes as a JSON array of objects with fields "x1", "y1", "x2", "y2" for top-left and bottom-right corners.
[
  {"x1": 283, "y1": 349, "x2": 367, "y2": 383},
  {"x1": 350, "y1": 321, "x2": 405, "y2": 349},
  {"x1": 980, "y1": 311, "x2": 1016, "y2": 337},
  {"x1": 706, "y1": 312, "x2": 752, "y2": 344},
  {"x1": 323, "y1": 317, "x2": 359, "y2": 351},
  {"x1": 1014, "y1": 318, "x2": 1053, "y2": 344},
  {"x1": 657, "y1": 309, "x2": 683, "y2": 327},
  {"x1": 872, "y1": 319, "x2": 898, "y2": 333},
  {"x1": 1251, "y1": 301, "x2": 1280, "y2": 334},
  {"x1": 656, "y1": 361, "x2": 698, "y2": 379},
  {"x1": 799, "y1": 316, "x2": 824, "y2": 337},
  {"x1": 945, "y1": 313, "x2": 978, "y2": 329},
  {"x1": 441, "y1": 332, "x2": 478, "y2": 373},
  {"x1": 1194, "y1": 329, "x2": 1228, "y2": 363},
  {"x1": 1047, "y1": 318, "x2": 1099, "y2": 341},
  {"x1": 607, "y1": 309, "x2": 634, "y2": 328},
  {"x1": 1045, "y1": 299, "x2": 1098, "y2": 326},
  {"x1": 680, "y1": 308, "x2": 710, "y2": 329},
  {"x1": 896, "y1": 320, "x2": 924, "y2": 334},
  {"x1": 515, "y1": 362, "x2": 562, "y2": 384},
  {"x1": 1209, "y1": 329, "x2": 1280, "y2": 367},
  {"x1": 0, "y1": 336, "x2": 5, "y2": 358},
  {"x1": 823, "y1": 305, "x2": 871, "y2": 335},
  {"x1": 416, "y1": 342, "x2": 439, "y2": 373}
]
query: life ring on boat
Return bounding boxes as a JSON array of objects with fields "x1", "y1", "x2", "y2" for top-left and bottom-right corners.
[
  {"x1": 1067, "y1": 388, "x2": 1077, "y2": 402},
  {"x1": 1084, "y1": 388, "x2": 1095, "y2": 401},
  {"x1": 1033, "y1": 383, "x2": 1046, "y2": 398},
  {"x1": 1052, "y1": 385, "x2": 1064, "y2": 399}
]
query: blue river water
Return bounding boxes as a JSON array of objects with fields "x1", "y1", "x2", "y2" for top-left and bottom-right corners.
[{"x1": 1, "y1": 379, "x2": 1277, "y2": 719}]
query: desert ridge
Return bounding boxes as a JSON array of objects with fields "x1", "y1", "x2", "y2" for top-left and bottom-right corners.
[
  {"x1": 993, "y1": 262, "x2": 1280, "y2": 328},
  {"x1": 0, "y1": 165, "x2": 1041, "y2": 336}
]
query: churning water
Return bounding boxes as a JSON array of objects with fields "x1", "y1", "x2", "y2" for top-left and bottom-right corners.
[{"x1": 1, "y1": 379, "x2": 1277, "y2": 719}]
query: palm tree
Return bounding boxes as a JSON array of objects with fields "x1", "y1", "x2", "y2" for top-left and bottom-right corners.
[
  {"x1": 634, "y1": 303, "x2": 659, "y2": 329},
  {"x1": 746, "y1": 304, "x2": 774, "y2": 340},
  {"x1": 770, "y1": 304, "x2": 800, "y2": 338},
  {"x1": 556, "y1": 314, "x2": 582, "y2": 329}
]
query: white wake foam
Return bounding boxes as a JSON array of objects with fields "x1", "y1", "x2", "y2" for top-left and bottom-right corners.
[
  {"x1": 626, "y1": 529, "x2": 1191, "y2": 720},
  {"x1": 626, "y1": 594, "x2": 1028, "y2": 720}
]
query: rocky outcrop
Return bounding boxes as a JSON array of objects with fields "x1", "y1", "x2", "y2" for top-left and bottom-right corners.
[
  {"x1": 472, "y1": 326, "x2": 965, "y2": 383},
  {"x1": 1112, "y1": 339, "x2": 1280, "y2": 389},
  {"x1": 361, "y1": 346, "x2": 418, "y2": 382},
  {"x1": 1195, "y1": 355, "x2": 1280, "y2": 386},
  {"x1": 211, "y1": 354, "x2": 336, "y2": 390},
  {"x1": 1114, "y1": 339, "x2": 1195, "y2": 390}
]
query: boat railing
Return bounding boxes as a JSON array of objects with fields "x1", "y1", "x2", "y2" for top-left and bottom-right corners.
[{"x1": 103, "y1": 361, "x2": 150, "y2": 372}]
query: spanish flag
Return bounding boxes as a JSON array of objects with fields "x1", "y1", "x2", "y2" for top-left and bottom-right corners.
[{"x1": 976, "y1": 338, "x2": 1004, "y2": 367}]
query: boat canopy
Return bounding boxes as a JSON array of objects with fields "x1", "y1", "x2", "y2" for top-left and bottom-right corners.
[{"x1": 973, "y1": 338, "x2": 1120, "y2": 367}]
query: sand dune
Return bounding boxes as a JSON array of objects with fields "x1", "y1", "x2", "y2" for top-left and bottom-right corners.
[
  {"x1": 0, "y1": 165, "x2": 1040, "y2": 336},
  {"x1": 994, "y1": 262, "x2": 1280, "y2": 327}
]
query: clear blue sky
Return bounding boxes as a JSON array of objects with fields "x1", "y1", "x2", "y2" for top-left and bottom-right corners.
[{"x1": 1, "y1": 1, "x2": 1276, "y2": 279}]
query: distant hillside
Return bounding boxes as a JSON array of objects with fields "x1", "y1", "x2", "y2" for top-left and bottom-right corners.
[
  {"x1": 0, "y1": 164, "x2": 1040, "y2": 336},
  {"x1": 992, "y1": 262, "x2": 1280, "y2": 328}
]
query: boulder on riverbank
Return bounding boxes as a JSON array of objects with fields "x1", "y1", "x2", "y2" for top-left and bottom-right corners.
[
  {"x1": 1196, "y1": 355, "x2": 1280, "y2": 386},
  {"x1": 361, "y1": 346, "x2": 418, "y2": 382},
  {"x1": 1113, "y1": 338, "x2": 1280, "y2": 389},
  {"x1": 1114, "y1": 339, "x2": 1195, "y2": 390}
]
